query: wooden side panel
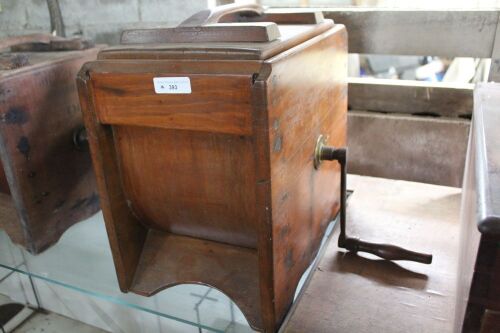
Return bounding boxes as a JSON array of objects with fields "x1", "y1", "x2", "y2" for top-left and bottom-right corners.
[
  {"x1": 77, "y1": 69, "x2": 148, "y2": 291},
  {"x1": 0, "y1": 48, "x2": 101, "y2": 253},
  {"x1": 91, "y1": 73, "x2": 253, "y2": 135},
  {"x1": 112, "y1": 125, "x2": 258, "y2": 248},
  {"x1": 266, "y1": 25, "x2": 348, "y2": 326},
  {"x1": 251, "y1": 66, "x2": 276, "y2": 333}
]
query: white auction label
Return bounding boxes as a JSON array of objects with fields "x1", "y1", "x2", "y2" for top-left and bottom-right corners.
[{"x1": 153, "y1": 77, "x2": 191, "y2": 94}]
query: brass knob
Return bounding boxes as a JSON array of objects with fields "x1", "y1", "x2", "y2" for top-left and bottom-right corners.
[{"x1": 314, "y1": 134, "x2": 327, "y2": 169}]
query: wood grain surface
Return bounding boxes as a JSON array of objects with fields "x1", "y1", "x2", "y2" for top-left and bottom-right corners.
[
  {"x1": 283, "y1": 175, "x2": 461, "y2": 333},
  {"x1": 78, "y1": 17, "x2": 347, "y2": 332},
  {"x1": 265, "y1": 25, "x2": 347, "y2": 326},
  {"x1": 92, "y1": 73, "x2": 254, "y2": 135},
  {"x1": 121, "y1": 23, "x2": 281, "y2": 44},
  {"x1": 0, "y1": 46, "x2": 101, "y2": 254},
  {"x1": 98, "y1": 21, "x2": 335, "y2": 61}
]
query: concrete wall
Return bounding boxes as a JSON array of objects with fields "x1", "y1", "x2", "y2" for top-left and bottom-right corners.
[{"x1": 0, "y1": 0, "x2": 207, "y2": 45}]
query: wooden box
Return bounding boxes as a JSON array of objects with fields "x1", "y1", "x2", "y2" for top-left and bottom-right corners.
[
  {"x1": 0, "y1": 35, "x2": 101, "y2": 254},
  {"x1": 77, "y1": 6, "x2": 347, "y2": 332}
]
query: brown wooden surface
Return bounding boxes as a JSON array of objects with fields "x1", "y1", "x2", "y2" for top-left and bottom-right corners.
[
  {"x1": 480, "y1": 310, "x2": 500, "y2": 332},
  {"x1": 348, "y1": 78, "x2": 473, "y2": 119},
  {"x1": 98, "y1": 21, "x2": 336, "y2": 61},
  {"x1": 78, "y1": 71, "x2": 148, "y2": 291},
  {"x1": 266, "y1": 26, "x2": 347, "y2": 326},
  {"x1": 0, "y1": 193, "x2": 18, "y2": 238},
  {"x1": 283, "y1": 175, "x2": 461, "y2": 333},
  {"x1": 92, "y1": 72, "x2": 254, "y2": 135},
  {"x1": 78, "y1": 18, "x2": 347, "y2": 332},
  {"x1": 121, "y1": 23, "x2": 281, "y2": 44},
  {"x1": 0, "y1": 34, "x2": 53, "y2": 50},
  {"x1": 131, "y1": 230, "x2": 261, "y2": 329},
  {"x1": 0, "y1": 46, "x2": 101, "y2": 254},
  {"x1": 219, "y1": 10, "x2": 324, "y2": 25},
  {"x1": 113, "y1": 126, "x2": 258, "y2": 248}
]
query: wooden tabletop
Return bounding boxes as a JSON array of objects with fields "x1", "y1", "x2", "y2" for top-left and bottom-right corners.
[{"x1": 282, "y1": 175, "x2": 462, "y2": 333}]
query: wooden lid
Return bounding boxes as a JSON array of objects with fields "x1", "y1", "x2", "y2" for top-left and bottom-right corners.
[
  {"x1": 98, "y1": 5, "x2": 334, "y2": 61},
  {"x1": 121, "y1": 23, "x2": 282, "y2": 44}
]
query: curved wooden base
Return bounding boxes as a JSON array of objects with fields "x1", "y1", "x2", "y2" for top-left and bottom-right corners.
[{"x1": 129, "y1": 230, "x2": 263, "y2": 331}]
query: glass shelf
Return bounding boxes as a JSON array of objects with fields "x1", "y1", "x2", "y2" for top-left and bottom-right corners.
[{"x1": 0, "y1": 212, "x2": 336, "y2": 332}]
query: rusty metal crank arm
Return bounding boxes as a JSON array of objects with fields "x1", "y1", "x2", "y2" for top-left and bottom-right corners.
[{"x1": 314, "y1": 135, "x2": 433, "y2": 264}]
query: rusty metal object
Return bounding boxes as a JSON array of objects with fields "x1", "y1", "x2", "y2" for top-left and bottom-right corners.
[
  {"x1": 314, "y1": 136, "x2": 433, "y2": 264},
  {"x1": 46, "y1": 0, "x2": 66, "y2": 37}
]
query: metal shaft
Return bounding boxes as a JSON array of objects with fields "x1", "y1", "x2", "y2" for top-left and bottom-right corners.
[
  {"x1": 319, "y1": 145, "x2": 433, "y2": 264},
  {"x1": 46, "y1": 0, "x2": 66, "y2": 37}
]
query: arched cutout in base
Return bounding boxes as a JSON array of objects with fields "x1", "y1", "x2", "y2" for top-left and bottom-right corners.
[{"x1": 127, "y1": 230, "x2": 263, "y2": 331}]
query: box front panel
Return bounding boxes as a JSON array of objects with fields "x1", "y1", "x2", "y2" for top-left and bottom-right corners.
[
  {"x1": 90, "y1": 70, "x2": 259, "y2": 249},
  {"x1": 92, "y1": 72, "x2": 253, "y2": 135}
]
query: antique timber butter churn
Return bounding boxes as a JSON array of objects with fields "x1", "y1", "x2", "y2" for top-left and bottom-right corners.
[
  {"x1": 0, "y1": 34, "x2": 100, "y2": 254},
  {"x1": 78, "y1": 4, "x2": 430, "y2": 332}
]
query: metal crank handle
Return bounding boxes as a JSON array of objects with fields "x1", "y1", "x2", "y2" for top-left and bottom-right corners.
[
  {"x1": 341, "y1": 237, "x2": 433, "y2": 264},
  {"x1": 314, "y1": 134, "x2": 433, "y2": 265}
]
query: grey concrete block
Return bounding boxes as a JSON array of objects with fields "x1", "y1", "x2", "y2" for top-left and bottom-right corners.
[
  {"x1": 138, "y1": 0, "x2": 206, "y2": 25},
  {"x1": 347, "y1": 111, "x2": 470, "y2": 187},
  {"x1": 0, "y1": 0, "x2": 207, "y2": 45},
  {"x1": 25, "y1": 0, "x2": 54, "y2": 30},
  {"x1": 59, "y1": 0, "x2": 140, "y2": 26},
  {"x1": 0, "y1": 0, "x2": 40, "y2": 32}
]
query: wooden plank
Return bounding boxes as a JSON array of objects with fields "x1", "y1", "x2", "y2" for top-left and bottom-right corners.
[
  {"x1": 283, "y1": 175, "x2": 462, "y2": 333},
  {"x1": 91, "y1": 72, "x2": 254, "y2": 136},
  {"x1": 348, "y1": 78, "x2": 474, "y2": 118},
  {"x1": 347, "y1": 111, "x2": 470, "y2": 187},
  {"x1": 322, "y1": 9, "x2": 499, "y2": 57},
  {"x1": 121, "y1": 23, "x2": 281, "y2": 44}
]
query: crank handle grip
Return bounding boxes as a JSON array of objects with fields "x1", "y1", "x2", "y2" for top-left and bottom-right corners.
[{"x1": 341, "y1": 237, "x2": 433, "y2": 264}]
